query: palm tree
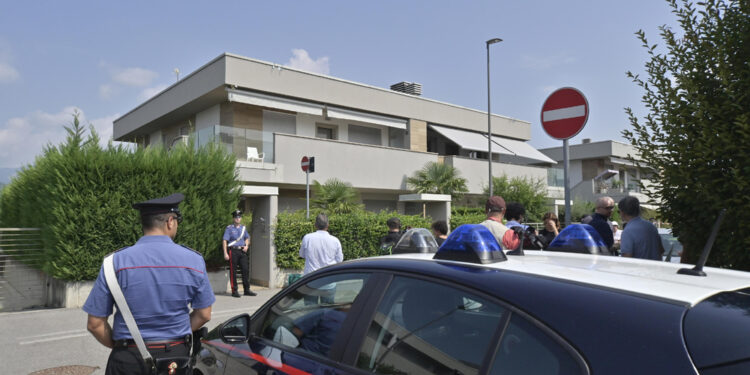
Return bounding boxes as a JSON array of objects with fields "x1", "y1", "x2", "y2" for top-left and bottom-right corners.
[
  {"x1": 311, "y1": 178, "x2": 363, "y2": 214},
  {"x1": 407, "y1": 162, "x2": 468, "y2": 199}
]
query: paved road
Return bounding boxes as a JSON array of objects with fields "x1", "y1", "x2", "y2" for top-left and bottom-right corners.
[{"x1": 0, "y1": 288, "x2": 281, "y2": 375}]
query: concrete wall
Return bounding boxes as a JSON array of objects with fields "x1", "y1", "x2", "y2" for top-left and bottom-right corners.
[
  {"x1": 0, "y1": 258, "x2": 47, "y2": 311},
  {"x1": 249, "y1": 195, "x2": 277, "y2": 287},
  {"x1": 445, "y1": 156, "x2": 549, "y2": 195},
  {"x1": 274, "y1": 133, "x2": 438, "y2": 190},
  {"x1": 224, "y1": 54, "x2": 529, "y2": 140}
]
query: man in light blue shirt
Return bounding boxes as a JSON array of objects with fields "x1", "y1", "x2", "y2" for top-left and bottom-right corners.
[
  {"x1": 299, "y1": 213, "x2": 343, "y2": 275},
  {"x1": 618, "y1": 196, "x2": 664, "y2": 260}
]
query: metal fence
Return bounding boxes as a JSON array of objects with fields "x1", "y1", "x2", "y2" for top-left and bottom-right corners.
[{"x1": 0, "y1": 228, "x2": 46, "y2": 311}]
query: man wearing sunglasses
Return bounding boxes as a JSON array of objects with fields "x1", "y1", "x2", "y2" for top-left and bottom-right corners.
[
  {"x1": 83, "y1": 193, "x2": 215, "y2": 374},
  {"x1": 589, "y1": 196, "x2": 616, "y2": 252}
]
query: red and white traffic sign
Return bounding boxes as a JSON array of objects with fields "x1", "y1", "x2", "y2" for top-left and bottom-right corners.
[
  {"x1": 301, "y1": 156, "x2": 310, "y2": 172},
  {"x1": 540, "y1": 87, "x2": 589, "y2": 140}
]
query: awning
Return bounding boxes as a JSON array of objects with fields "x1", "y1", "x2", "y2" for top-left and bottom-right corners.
[
  {"x1": 594, "y1": 169, "x2": 619, "y2": 180},
  {"x1": 227, "y1": 89, "x2": 323, "y2": 116},
  {"x1": 327, "y1": 106, "x2": 407, "y2": 129},
  {"x1": 429, "y1": 124, "x2": 490, "y2": 152},
  {"x1": 491, "y1": 136, "x2": 556, "y2": 165}
]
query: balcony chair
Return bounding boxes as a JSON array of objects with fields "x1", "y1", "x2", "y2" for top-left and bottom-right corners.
[{"x1": 247, "y1": 147, "x2": 265, "y2": 165}]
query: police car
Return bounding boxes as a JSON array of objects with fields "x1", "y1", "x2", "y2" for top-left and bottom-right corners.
[{"x1": 193, "y1": 224, "x2": 750, "y2": 375}]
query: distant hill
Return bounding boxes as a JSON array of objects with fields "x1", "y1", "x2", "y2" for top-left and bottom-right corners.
[{"x1": 0, "y1": 168, "x2": 18, "y2": 185}]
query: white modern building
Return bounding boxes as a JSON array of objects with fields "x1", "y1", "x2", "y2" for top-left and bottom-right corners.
[
  {"x1": 113, "y1": 53, "x2": 555, "y2": 286},
  {"x1": 540, "y1": 139, "x2": 659, "y2": 212}
]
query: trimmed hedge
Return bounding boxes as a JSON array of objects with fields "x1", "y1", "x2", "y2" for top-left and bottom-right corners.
[
  {"x1": 0, "y1": 118, "x2": 241, "y2": 280},
  {"x1": 274, "y1": 211, "x2": 431, "y2": 269}
]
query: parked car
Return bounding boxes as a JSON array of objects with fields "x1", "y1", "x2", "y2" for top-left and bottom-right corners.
[
  {"x1": 659, "y1": 227, "x2": 683, "y2": 263},
  {"x1": 194, "y1": 225, "x2": 750, "y2": 375}
]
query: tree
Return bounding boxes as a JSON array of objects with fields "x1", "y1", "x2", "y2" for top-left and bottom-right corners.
[
  {"x1": 311, "y1": 178, "x2": 363, "y2": 214},
  {"x1": 624, "y1": 0, "x2": 750, "y2": 269},
  {"x1": 483, "y1": 175, "x2": 547, "y2": 222},
  {"x1": 407, "y1": 162, "x2": 468, "y2": 199}
]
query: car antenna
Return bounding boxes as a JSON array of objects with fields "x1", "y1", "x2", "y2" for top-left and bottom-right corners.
[{"x1": 677, "y1": 208, "x2": 726, "y2": 277}]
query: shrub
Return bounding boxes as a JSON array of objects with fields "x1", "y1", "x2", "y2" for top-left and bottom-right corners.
[
  {"x1": 274, "y1": 210, "x2": 431, "y2": 269},
  {"x1": 0, "y1": 115, "x2": 241, "y2": 280}
]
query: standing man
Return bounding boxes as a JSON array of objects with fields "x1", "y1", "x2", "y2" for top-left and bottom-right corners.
[
  {"x1": 618, "y1": 196, "x2": 664, "y2": 260},
  {"x1": 83, "y1": 193, "x2": 215, "y2": 374},
  {"x1": 379, "y1": 217, "x2": 403, "y2": 253},
  {"x1": 589, "y1": 196, "x2": 615, "y2": 250},
  {"x1": 480, "y1": 196, "x2": 519, "y2": 250},
  {"x1": 299, "y1": 213, "x2": 343, "y2": 275},
  {"x1": 299, "y1": 213, "x2": 343, "y2": 304},
  {"x1": 223, "y1": 209, "x2": 255, "y2": 297}
]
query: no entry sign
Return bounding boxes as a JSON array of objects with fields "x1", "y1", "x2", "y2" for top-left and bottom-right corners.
[
  {"x1": 301, "y1": 156, "x2": 310, "y2": 172},
  {"x1": 541, "y1": 87, "x2": 589, "y2": 140}
]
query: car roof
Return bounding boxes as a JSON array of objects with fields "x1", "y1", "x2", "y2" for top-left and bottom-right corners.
[{"x1": 358, "y1": 251, "x2": 750, "y2": 307}]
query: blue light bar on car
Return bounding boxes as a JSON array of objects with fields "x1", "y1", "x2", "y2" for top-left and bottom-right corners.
[
  {"x1": 433, "y1": 224, "x2": 507, "y2": 264},
  {"x1": 546, "y1": 224, "x2": 611, "y2": 255}
]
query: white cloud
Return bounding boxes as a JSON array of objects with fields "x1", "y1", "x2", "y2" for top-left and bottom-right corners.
[
  {"x1": 521, "y1": 54, "x2": 576, "y2": 70},
  {"x1": 0, "y1": 107, "x2": 121, "y2": 168},
  {"x1": 112, "y1": 67, "x2": 158, "y2": 87},
  {"x1": 138, "y1": 84, "x2": 169, "y2": 101},
  {"x1": 0, "y1": 62, "x2": 19, "y2": 83},
  {"x1": 99, "y1": 84, "x2": 117, "y2": 99},
  {"x1": 285, "y1": 49, "x2": 330, "y2": 75}
]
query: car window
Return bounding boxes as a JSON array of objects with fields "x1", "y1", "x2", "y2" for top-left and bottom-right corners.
[
  {"x1": 356, "y1": 276, "x2": 506, "y2": 375},
  {"x1": 259, "y1": 273, "x2": 370, "y2": 358},
  {"x1": 490, "y1": 314, "x2": 586, "y2": 375}
]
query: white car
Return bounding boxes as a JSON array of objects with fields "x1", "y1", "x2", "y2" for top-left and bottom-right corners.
[{"x1": 658, "y1": 228, "x2": 683, "y2": 263}]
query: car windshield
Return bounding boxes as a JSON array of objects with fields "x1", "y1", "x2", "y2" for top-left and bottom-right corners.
[{"x1": 660, "y1": 232, "x2": 683, "y2": 256}]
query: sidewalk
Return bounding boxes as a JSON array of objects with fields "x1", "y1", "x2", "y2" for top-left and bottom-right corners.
[{"x1": 0, "y1": 286, "x2": 283, "y2": 375}]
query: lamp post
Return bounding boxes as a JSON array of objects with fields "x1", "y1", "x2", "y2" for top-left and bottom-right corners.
[{"x1": 486, "y1": 38, "x2": 502, "y2": 197}]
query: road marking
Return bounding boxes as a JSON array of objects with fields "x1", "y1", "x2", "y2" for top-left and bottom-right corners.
[
  {"x1": 20, "y1": 332, "x2": 90, "y2": 345},
  {"x1": 20, "y1": 329, "x2": 87, "y2": 340}
]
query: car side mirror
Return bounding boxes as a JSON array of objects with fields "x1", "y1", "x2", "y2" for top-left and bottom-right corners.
[{"x1": 220, "y1": 314, "x2": 252, "y2": 343}]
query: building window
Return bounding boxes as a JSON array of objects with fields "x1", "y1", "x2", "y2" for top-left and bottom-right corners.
[
  {"x1": 389, "y1": 127, "x2": 406, "y2": 148},
  {"x1": 548, "y1": 168, "x2": 564, "y2": 187},
  {"x1": 316, "y1": 124, "x2": 337, "y2": 140},
  {"x1": 348, "y1": 124, "x2": 381, "y2": 146}
]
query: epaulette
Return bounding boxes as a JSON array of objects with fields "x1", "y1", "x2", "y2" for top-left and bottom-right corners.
[{"x1": 179, "y1": 244, "x2": 203, "y2": 256}]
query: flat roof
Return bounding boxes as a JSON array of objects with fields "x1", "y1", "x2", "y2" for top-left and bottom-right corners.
[{"x1": 114, "y1": 53, "x2": 531, "y2": 141}]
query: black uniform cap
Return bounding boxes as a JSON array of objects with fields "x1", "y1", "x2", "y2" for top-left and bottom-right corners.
[
  {"x1": 132, "y1": 193, "x2": 185, "y2": 216},
  {"x1": 232, "y1": 209, "x2": 243, "y2": 218}
]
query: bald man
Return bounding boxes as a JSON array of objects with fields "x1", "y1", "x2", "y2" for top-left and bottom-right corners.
[{"x1": 589, "y1": 196, "x2": 615, "y2": 250}]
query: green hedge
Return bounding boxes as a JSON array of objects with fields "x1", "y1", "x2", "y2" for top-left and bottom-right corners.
[
  {"x1": 274, "y1": 211, "x2": 431, "y2": 269},
  {"x1": 0, "y1": 119, "x2": 241, "y2": 280}
]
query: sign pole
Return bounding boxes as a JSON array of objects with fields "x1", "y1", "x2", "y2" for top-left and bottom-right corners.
[
  {"x1": 563, "y1": 139, "x2": 571, "y2": 226},
  {"x1": 306, "y1": 170, "x2": 310, "y2": 219},
  {"x1": 540, "y1": 87, "x2": 589, "y2": 227}
]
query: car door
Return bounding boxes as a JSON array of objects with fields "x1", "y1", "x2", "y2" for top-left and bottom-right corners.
[{"x1": 222, "y1": 272, "x2": 376, "y2": 375}]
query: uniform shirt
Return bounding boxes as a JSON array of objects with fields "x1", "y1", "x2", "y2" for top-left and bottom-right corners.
[
  {"x1": 83, "y1": 235, "x2": 216, "y2": 340},
  {"x1": 299, "y1": 230, "x2": 343, "y2": 275},
  {"x1": 223, "y1": 224, "x2": 249, "y2": 247},
  {"x1": 620, "y1": 217, "x2": 663, "y2": 260}
]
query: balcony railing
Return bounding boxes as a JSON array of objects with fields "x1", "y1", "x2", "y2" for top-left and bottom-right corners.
[{"x1": 193, "y1": 125, "x2": 268, "y2": 162}]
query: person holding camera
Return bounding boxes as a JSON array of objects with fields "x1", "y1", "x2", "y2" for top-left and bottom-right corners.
[
  {"x1": 504, "y1": 202, "x2": 546, "y2": 250},
  {"x1": 539, "y1": 212, "x2": 560, "y2": 247}
]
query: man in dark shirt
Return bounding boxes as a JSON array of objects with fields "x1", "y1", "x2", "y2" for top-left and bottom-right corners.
[
  {"x1": 379, "y1": 217, "x2": 402, "y2": 254},
  {"x1": 589, "y1": 196, "x2": 615, "y2": 250}
]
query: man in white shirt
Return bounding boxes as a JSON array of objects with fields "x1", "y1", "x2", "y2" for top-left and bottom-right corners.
[
  {"x1": 299, "y1": 213, "x2": 343, "y2": 304},
  {"x1": 299, "y1": 213, "x2": 343, "y2": 275}
]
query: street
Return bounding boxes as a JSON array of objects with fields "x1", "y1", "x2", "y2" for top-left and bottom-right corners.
[{"x1": 0, "y1": 288, "x2": 281, "y2": 375}]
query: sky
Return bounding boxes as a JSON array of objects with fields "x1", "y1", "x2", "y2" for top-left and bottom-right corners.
[{"x1": 0, "y1": 0, "x2": 680, "y2": 181}]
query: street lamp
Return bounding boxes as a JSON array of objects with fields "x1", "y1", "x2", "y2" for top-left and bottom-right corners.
[{"x1": 486, "y1": 37, "x2": 502, "y2": 197}]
